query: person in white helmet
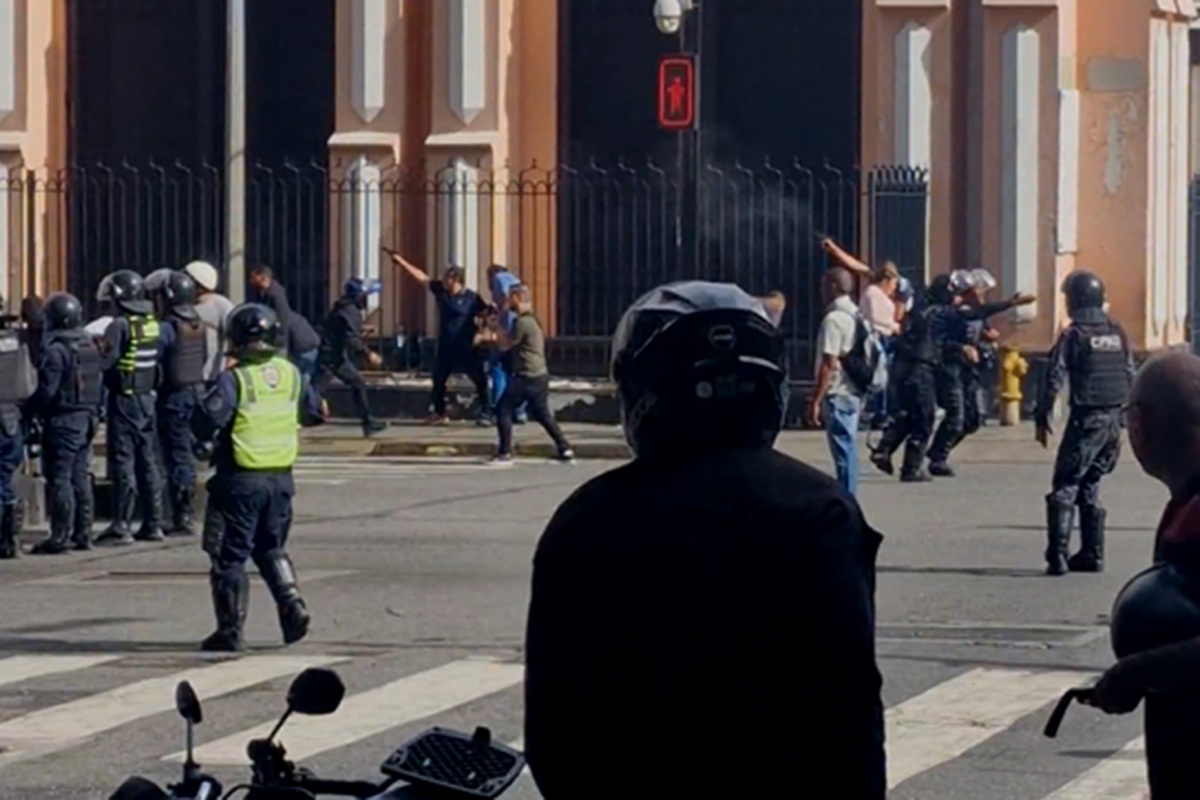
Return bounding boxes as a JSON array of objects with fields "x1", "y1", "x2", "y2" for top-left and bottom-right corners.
[{"x1": 183, "y1": 261, "x2": 235, "y2": 383}]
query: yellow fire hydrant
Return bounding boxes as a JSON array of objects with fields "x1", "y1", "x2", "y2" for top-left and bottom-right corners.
[{"x1": 999, "y1": 347, "x2": 1029, "y2": 427}]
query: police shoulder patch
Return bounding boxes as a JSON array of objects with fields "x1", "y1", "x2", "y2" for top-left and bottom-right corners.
[{"x1": 260, "y1": 364, "x2": 282, "y2": 389}]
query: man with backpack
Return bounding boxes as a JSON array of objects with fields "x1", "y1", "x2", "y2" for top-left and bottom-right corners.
[{"x1": 809, "y1": 267, "x2": 881, "y2": 495}]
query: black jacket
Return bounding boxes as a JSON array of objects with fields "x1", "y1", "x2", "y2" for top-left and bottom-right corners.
[
  {"x1": 524, "y1": 447, "x2": 886, "y2": 800},
  {"x1": 252, "y1": 281, "x2": 321, "y2": 355},
  {"x1": 323, "y1": 297, "x2": 366, "y2": 363}
]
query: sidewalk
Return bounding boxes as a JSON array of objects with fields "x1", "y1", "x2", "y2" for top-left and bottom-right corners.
[{"x1": 87, "y1": 417, "x2": 1055, "y2": 462}]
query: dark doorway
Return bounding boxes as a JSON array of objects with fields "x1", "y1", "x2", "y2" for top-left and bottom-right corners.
[
  {"x1": 66, "y1": 0, "x2": 227, "y2": 306},
  {"x1": 246, "y1": 0, "x2": 336, "y2": 322},
  {"x1": 557, "y1": 0, "x2": 863, "y2": 375}
]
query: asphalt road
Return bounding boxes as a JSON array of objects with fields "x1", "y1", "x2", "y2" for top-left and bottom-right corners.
[{"x1": 0, "y1": 439, "x2": 1168, "y2": 799}]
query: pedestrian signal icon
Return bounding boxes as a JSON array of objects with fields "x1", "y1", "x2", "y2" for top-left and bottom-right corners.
[{"x1": 658, "y1": 55, "x2": 695, "y2": 130}]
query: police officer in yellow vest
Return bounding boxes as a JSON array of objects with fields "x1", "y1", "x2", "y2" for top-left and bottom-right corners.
[
  {"x1": 195, "y1": 303, "x2": 320, "y2": 652},
  {"x1": 95, "y1": 270, "x2": 167, "y2": 546}
]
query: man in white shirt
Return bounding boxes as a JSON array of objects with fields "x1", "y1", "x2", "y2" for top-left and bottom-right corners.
[
  {"x1": 183, "y1": 261, "x2": 235, "y2": 382},
  {"x1": 808, "y1": 267, "x2": 864, "y2": 495}
]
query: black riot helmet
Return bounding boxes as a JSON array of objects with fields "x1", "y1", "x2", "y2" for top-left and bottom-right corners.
[
  {"x1": 96, "y1": 269, "x2": 153, "y2": 316},
  {"x1": 159, "y1": 271, "x2": 199, "y2": 320},
  {"x1": 611, "y1": 281, "x2": 788, "y2": 459},
  {"x1": 227, "y1": 303, "x2": 280, "y2": 355},
  {"x1": 43, "y1": 292, "x2": 85, "y2": 332},
  {"x1": 1061, "y1": 270, "x2": 1106, "y2": 314},
  {"x1": 1110, "y1": 562, "x2": 1200, "y2": 659}
]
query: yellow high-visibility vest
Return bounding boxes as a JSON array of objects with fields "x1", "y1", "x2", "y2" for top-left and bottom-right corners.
[{"x1": 231, "y1": 355, "x2": 300, "y2": 470}]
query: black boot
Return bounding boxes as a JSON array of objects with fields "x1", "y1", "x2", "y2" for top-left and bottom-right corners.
[
  {"x1": 72, "y1": 491, "x2": 93, "y2": 551},
  {"x1": 134, "y1": 487, "x2": 166, "y2": 542},
  {"x1": 1045, "y1": 499, "x2": 1074, "y2": 576},
  {"x1": 1069, "y1": 506, "x2": 1106, "y2": 573},
  {"x1": 0, "y1": 503, "x2": 19, "y2": 559},
  {"x1": 255, "y1": 549, "x2": 310, "y2": 645},
  {"x1": 899, "y1": 442, "x2": 932, "y2": 483},
  {"x1": 362, "y1": 419, "x2": 386, "y2": 438},
  {"x1": 200, "y1": 571, "x2": 249, "y2": 653},
  {"x1": 96, "y1": 482, "x2": 136, "y2": 546},
  {"x1": 928, "y1": 461, "x2": 957, "y2": 478},
  {"x1": 32, "y1": 506, "x2": 71, "y2": 557},
  {"x1": 169, "y1": 486, "x2": 196, "y2": 536}
]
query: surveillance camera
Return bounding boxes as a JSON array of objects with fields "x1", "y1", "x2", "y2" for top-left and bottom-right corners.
[{"x1": 653, "y1": 0, "x2": 687, "y2": 35}]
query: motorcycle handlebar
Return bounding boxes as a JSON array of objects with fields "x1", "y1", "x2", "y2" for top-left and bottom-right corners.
[{"x1": 291, "y1": 777, "x2": 385, "y2": 798}]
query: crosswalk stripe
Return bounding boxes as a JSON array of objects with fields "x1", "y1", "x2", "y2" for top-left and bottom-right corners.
[
  {"x1": 886, "y1": 668, "x2": 1089, "y2": 789},
  {"x1": 1044, "y1": 737, "x2": 1147, "y2": 799},
  {"x1": 0, "y1": 655, "x2": 345, "y2": 766},
  {"x1": 0, "y1": 655, "x2": 121, "y2": 688},
  {"x1": 176, "y1": 656, "x2": 525, "y2": 765}
]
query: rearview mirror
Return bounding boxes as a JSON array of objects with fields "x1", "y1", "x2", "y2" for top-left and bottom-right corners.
[
  {"x1": 175, "y1": 681, "x2": 202, "y2": 725},
  {"x1": 287, "y1": 668, "x2": 345, "y2": 716}
]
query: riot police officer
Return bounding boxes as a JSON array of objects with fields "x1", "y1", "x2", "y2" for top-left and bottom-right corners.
[
  {"x1": 0, "y1": 297, "x2": 34, "y2": 557},
  {"x1": 24, "y1": 293, "x2": 102, "y2": 554},
  {"x1": 870, "y1": 274, "x2": 960, "y2": 483},
  {"x1": 1036, "y1": 270, "x2": 1133, "y2": 576},
  {"x1": 95, "y1": 269, "x2": 167, "y2": 546},
  {"x1": 525, "y1": 282, "x2": 886, "y2": 800},
  {"x1": 196, "y1": 303, "x2": 319, "y2": 652},
  {"x1": 148, "y1": 270, "x2": 206, "y2": 535},
  {"x1": 927, "y1": 269, "x2": 1000, "y2": 473},
  {"x1": 318, "y1": 278, "x2": 384, "y2": 437}
]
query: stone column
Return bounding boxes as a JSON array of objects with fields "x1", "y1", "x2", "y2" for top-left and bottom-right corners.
[
  {"x1": 330, "y1": 0, "x2": 406, "y2": 339},
  {"x1": 860, "y1": 0, "x2": 954, "y2": 278}
]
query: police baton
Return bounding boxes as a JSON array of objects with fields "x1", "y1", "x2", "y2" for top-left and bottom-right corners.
[{"x1": 1043, "y1": 687, "x2": 1096, "y2": 738}]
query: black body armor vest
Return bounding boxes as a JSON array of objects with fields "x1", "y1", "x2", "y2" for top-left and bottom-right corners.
[
  {"x1": 165, "y1": 317, "x2": 207, "y2": 388},
  {"x1": 1069, "y1": 317, "x2": 1130, "y2": 408}
]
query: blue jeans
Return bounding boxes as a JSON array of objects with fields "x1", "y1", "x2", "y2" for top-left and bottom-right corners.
[{"x1": 824, "y1": 393, "x2": 863, "y2": 495}]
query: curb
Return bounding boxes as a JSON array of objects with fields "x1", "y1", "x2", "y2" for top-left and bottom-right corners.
[{"x1": 366, "y1": 440, "x2": 631, "y2": 460}]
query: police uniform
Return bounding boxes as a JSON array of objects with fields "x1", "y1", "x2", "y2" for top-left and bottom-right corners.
[
  {"x1": 0, "y1": 319, "x2": 34, "y2": 557},
  {"x1": 1038, "y1": 300, "x2": 1133, "y2": 575},
  {"x1": 98, "y1": 311, "x2": 166, "y2": 544},
  {"x1": 24, "y1": 298, "x2": 102, "y2": 555},
  {"x1": 927, "y1": 311, "x2": 989, "y2": 469},
  {"x1": 197, "y1": 304, "x2": 318, "y2": 652},
  {"x1": 871, "y1": 294, "x2": 943, "y2": 482},
  {"x1": 157, "y1": 310, "x2": 206, "y2": 534}
]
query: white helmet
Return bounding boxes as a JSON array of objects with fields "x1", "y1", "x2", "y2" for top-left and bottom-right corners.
[
  {"x1": 183, "y1": 260, "x2": 219, "y2": 292},
  {"x1": 969, "y1": 269, "x2": 998, "y2": 292},
  {"x1": 948, "y1": 270, "x2": 974, "y2": 294}
]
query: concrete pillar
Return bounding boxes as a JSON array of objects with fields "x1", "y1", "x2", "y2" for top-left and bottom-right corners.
[{"x1": 860, "y1": 0, "x2": 953, "y2": 279}]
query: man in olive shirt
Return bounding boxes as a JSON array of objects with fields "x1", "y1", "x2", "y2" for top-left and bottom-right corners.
[{"x1": 486, "y1": 285, "x2": 573, "y2": 463}]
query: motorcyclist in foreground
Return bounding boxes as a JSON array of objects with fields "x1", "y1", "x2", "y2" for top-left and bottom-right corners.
[{"x1": 524, "y1": 281, "x2": 887, "y2": 799}]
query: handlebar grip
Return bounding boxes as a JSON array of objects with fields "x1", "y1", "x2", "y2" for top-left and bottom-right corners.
[{"x1": 295, "y1": 777, "x2": 384, "y2": 797}]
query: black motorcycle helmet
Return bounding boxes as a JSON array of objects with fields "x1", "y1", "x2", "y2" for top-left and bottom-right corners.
[
  {"x1": 1061, "y1": 270, "x2": 1106, "y2": 314},
  {"x1": 611, "y1": 281, "x2": 788, "y2": 459},
  {"x1": 43, "y1": 292, "x2": 85, "y2": 332},
  {"x1": 227, "y1": 303, "x2": 280, "y2": 354},
  {"x1": 1110, "y1": 562, "x2": 1200, "y2": 659},
  {"x1": 96, "y1": 269, "x2": 153, "y2": 316}
]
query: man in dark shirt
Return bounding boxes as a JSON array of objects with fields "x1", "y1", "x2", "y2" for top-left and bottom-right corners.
[
  {"x1": 248, "y1": 265, "x2": 322, "y2": 381},
  {"x1": 391, "y1": 253, "x2": 489, "y2": 424},
  {"x1": 478, "y1": 285, "x2": 572, "y2": 463},
  {"x1": 525, "y1": 281, "x2": 885, "y2": 800},
  {"x1": 317, "y1": 279, "x2": 385, "y2": 437}
]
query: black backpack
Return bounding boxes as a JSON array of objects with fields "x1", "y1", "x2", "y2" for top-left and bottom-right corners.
[{"x1": 840, "y1": 314, "x2": 885, "y2": 395}]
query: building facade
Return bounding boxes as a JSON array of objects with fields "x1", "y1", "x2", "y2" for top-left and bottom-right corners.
[{"x1": 0, "y1": 0, "x2": 1194, "y2": 372}]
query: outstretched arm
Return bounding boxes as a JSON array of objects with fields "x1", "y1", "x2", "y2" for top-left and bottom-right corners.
[
  {"x1": 387, "y1": 251, "x2": 432, "y2": 284},
  {"x1": 821, "y1": 238, "x2": 873, "y2": 277}
]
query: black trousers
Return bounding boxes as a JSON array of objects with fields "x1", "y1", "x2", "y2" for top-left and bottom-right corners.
[
  {"x1": 431, "y1": 349, "x2": 489, "y2": 416},
  {"x1": 317, "y1": 358, "x2": 370, "y2": 423},
  {"x1": 209, "y1": 471, "x2": 294, "y2": 582},
  {"x1": 497, "y1": 374, "x2": 569, "y2": 455},
  {"x1": 107, "y1": 393, "x2": 164, "y2": 529},
  {"x1": 1048, "y1": 407, "x2": 1121, "y2": 508},
  {"x1": 43, "y1": 411, "x2": 94, "y2": 541},
  {"x1": 877, "y1": 364, "x2": 937, "y2": 462},
  {"x1": 928, "y1": 366, "x2": 965, "y2": 464}
]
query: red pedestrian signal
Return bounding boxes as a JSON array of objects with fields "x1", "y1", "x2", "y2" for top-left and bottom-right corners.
[{"x1": 658, "y1": 55, "x2": 695, "y2": 130}]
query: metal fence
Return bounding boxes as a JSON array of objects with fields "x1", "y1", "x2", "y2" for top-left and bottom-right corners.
[{"x1": 7, "y1": 158, "x2": 929, "y2": 378}]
